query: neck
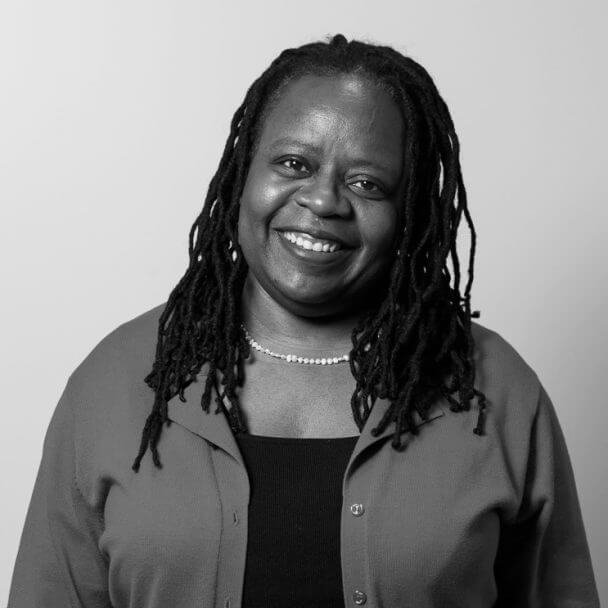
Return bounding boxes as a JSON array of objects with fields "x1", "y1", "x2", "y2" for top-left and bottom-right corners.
[{"x1": 240, "y1": 277, "x2": 366, "y2": 353}]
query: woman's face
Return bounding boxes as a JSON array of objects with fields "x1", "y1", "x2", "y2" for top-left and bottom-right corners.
[{"x1": 237, "y1": 73, "x2": 405, "y2": 317}]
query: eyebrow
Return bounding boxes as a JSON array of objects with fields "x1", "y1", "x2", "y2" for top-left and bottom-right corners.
[
  {"x1": 267, "y1": 137, "x2": 401, "y2": 179},
  {"x1": 268, "y1": 137, "x2": 323, "y2": 155}
]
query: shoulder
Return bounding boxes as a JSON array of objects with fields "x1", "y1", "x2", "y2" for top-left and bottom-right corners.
[
  {"x1": 66, "y1": 302, "x2": 167, "y2": 395},
  {"x1": 41, "y1": 303, "x2": 170, "y2": 495},
  {"x1": 58, "y1": 303, "x2": 171, "y2": 490},
  {"x1": 467, "y1": 320, "x2": 543, "y2": 438},
  {"x1": 63, "y1": 302, "x2": 168, "y2": 443},
  {"x1": 469, "y1": 320, "x2": 540, "y2": 394}
]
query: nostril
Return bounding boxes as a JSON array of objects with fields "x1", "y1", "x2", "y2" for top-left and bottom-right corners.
[{"x1": 294, "y1": 189, "x2": 352, "y2": 219}]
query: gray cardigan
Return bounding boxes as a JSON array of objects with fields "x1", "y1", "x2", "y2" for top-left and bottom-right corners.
[{"x1": 8, "y1": 303, "x2": 600, "y2": 607}]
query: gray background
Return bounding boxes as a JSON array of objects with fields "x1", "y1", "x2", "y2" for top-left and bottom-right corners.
[{"x1": 1, "y1": 0, "x2": 606, "y2": 603}]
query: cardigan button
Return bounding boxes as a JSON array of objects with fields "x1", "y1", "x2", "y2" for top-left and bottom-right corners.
[
  {"x1": 350, "y1": 503, "x2": 365, "y2": 516},
  {"x1": 352, "y1": 589, "x2": 367, "y2": 604}
]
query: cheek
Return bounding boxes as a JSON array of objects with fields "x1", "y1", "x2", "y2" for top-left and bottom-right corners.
[
  {"x1": 237, "y1": 189, "x2": 269, "y2": 249},
  {"x1": 360, "y1": 207, "x2": 400, "y2": 254},
  {"x1": 237, "y1": 179, "x2": 290, "y2": 256},
  {"x1": 238, "y1": 171, "x2": 290, "y2": 227}
]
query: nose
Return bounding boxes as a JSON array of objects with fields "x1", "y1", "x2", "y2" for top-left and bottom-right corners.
[{"x1": 293, "y1": 174, "x2": 353, "y2": 219}]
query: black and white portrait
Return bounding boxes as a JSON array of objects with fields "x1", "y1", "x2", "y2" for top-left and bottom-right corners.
[{"x1": 2, "y1": 2, "x2": 605, "y2": 606}]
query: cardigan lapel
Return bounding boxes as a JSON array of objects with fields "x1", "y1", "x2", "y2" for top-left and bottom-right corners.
[
  {"x1": 166, "y1": 371, "x2": 446, "y2": 472},
  {"x1": 344, "y1": 396, "x2": 446, "y2": 478},
  {"x1": 166, "y1": 374, "x2": 244, "y2": 467}
]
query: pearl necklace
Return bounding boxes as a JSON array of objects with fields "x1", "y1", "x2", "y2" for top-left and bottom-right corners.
[{"x1": 241, "y1": 324, "x2": 350, "y2": 366}]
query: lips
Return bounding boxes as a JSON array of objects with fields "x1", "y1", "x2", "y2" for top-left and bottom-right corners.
[
  {"x1": 282, "y1": 230, "x2": 342, "y2": 253},
  {"x1": 275, "y1": 225, "x2": 353, "y2": 255}
]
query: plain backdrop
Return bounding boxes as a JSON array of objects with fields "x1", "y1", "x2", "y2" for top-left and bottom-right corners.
[{"x1": 1, "y1": 0, "x2": 606, "y2": 603}]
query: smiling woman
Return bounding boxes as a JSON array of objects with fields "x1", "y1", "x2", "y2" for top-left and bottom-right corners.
[
  {"x1": 238, "y1": 73, "x2": 404, "y2": 316},
  {"x1": 8, "y1": 34, "x2": 600, "y2": 608}
]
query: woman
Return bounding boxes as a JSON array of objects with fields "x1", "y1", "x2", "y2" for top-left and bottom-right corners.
[{"x1": 8, "y1": 34, "x2": 600, "y2": 607}]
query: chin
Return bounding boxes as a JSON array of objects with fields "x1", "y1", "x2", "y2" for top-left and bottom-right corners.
[
  {"x1": 273, "y1": 282, "x2": 385, "y2": 318},
  {"x1": 274, "y1": 290, "x2": 344, "y2": 317}
]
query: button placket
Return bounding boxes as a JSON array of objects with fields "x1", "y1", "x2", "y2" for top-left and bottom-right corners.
[
  {"x1": 342, "y1": 435, "x2": 383, "y2": 608},
  {"x1": 210, "y1": 447, "x2": 249, "y2": 608},
  {"x1": 349, "y1": 502, "x2": 366, "y2": 604}
]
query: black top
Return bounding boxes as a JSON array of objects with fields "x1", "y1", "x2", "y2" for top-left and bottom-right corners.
[{"x1": 234, "y1": 432, "x2": 359, "y2": 608}]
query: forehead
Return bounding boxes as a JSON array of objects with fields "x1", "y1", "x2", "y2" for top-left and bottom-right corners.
[{"x1": 255, "y1": 74, "x2": 404, "y2": 158}]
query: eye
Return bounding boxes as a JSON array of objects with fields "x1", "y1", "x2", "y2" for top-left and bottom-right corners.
[
  {"x1": 351, "y1": 179, "x2": 383, "y2": 195},
  {"x1": 279, "y1": 157, "x2": 308, "y2": 173}
]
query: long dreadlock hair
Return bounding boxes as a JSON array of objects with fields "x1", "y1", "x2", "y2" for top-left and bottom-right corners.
[{"x1": 132, "y1": 33, "x2": 487, "y2": 472}]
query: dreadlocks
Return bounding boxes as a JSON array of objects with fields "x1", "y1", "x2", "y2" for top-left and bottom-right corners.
[{"x1": 132, "y1": 33, "x2": 487, "y2": 472}]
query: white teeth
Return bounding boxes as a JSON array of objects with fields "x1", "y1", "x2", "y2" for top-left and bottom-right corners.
[{"x1": 282, "y1": 231, "x2": 342, "y2": 253}]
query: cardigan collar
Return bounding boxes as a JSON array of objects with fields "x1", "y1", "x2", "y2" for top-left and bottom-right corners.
[{"x1": 166, "y1": 371, "x2": 446, "y2": 470}]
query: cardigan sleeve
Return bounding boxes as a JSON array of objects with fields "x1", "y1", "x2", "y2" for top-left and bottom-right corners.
[
  {"x1": 8, "y1": 379, "x2": 111, "y2": 607},
  {"x1": 494, "y1": 382, "x2": 600, "y2": 607}
]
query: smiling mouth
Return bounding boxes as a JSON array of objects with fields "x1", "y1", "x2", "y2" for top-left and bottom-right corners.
[{"x1": 281, "y1": 231, "x2": 343, "y2": 253}]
